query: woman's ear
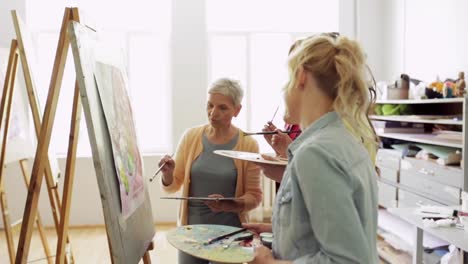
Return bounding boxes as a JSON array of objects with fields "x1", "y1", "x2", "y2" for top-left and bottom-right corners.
[
  {"x1": 297, "y1": 66, "x2": 307, "y2": 90},
  {"x1": 234, "y1": 104, "x2": 242, "y2": 117}
]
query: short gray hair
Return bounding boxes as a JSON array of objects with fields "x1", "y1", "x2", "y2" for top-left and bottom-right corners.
[{"x1": 208, "y1": 78, "x2": 244, "y2": 106}]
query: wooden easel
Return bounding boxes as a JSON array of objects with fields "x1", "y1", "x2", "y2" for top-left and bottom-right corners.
[
  {"x1": 11, "y1": 11, "x2": 72, "y2": 256},
  {"x1": 0, "y1": 40, "x2": 52, "y2": 264},
  {"x1": 9, "y1": 9, "x2": 76, "y2": 263},
  {"x1": 15, "y1": 8, "x2": 154, "y2": 264}
]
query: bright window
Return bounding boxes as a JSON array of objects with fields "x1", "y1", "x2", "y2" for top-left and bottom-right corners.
[
  {"x1": 26, "y1": 0, "x2": 172, "y2": 156},
  {"x1": 207, "y1": 0, "x2": 340, "y2": 152}
]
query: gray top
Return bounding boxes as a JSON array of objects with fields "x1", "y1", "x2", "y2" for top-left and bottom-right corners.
[
  {"x1": 188, "y1": 132, "x2": 241, "y2": 227},
  {"x1": 272, "y1": 112, "x2": 378, "y2": 263}
]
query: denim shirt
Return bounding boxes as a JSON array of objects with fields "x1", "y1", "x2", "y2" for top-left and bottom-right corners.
[{"x1": 272, "y1": 112, "x2": 378, "y2": 264}]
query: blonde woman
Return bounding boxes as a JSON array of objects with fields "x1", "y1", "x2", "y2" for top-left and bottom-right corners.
[
  {"x1": 245, "y1": 34, "x2": 379, "y2": 263},
  {"x1": 159, "y1": 78, "x2": 262, "y2": 264}
]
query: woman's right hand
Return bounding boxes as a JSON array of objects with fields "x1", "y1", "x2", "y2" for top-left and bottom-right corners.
[
  {"x1": 242, "y1": 223, "x2": 272, "y2": 236},
  {"x1": 263, "y1": 122, "x2": 292, "y2": 158},
  {"x1": 159, "y1": 155, "x2": 175, "y2": 185},
  {"x1": 263, "y1": 122, "x2": 278, "y2": 147}
]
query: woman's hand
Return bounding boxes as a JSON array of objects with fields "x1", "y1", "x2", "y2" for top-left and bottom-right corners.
[
  {"x1": 242, "y1": 223, "x2": 272, "y2": 236},
  {"x1": 263, "y1": 122, "x2": 278, "y2": 148},
  {"x1": 159, "y1": 155, "x2": 175, "y2": 186},
  {"x1": 253, "y1": 155, "x2": 286, "y2": 182},
  {"x1": 204, "y1": 194, "x2": 243, "y2": 212},
  {"x1": 249, "y1": 246, "x2": 292, "y2": 264},
  {"x1": 262, "y1": 122, "x2": 292, "y2": 158},
  {"x1": 270, "y1": 132, "x2": 292, "y2": 158},
  {"x1": 249, "y1": 246, "x2": 275, "y2": 264}
]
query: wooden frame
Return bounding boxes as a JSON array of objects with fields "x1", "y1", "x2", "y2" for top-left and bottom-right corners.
[
  {"x1": 14, "y1": 8, "x2": 81, "y2": 264},
  {"x1": 11, "y1": 9, "x2": 76, "y2": 264},
  {"x1": 0, "y1": 39, "x2": 53, "y2": 264}
]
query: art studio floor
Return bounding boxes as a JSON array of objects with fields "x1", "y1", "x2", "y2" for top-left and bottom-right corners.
[
  {"x1": 1, "y1": 224, "x2": 399, "y2": 263},
  {"x1": 0, "y1": 223, "x2": 177, "y2": 263}
]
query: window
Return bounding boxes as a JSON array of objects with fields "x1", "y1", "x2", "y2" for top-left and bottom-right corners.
[
  {"x1": 206, "y1": 0, "x2": 339, "y2": 152},
  {"x1": 26, "y1": 0, "x2": 172, "y2": 156}
]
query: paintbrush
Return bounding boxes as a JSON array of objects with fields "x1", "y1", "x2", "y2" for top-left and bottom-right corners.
[
  {"x1": 149, "y1": 154, "x2": 173, "y2": 182},
  {"x1": 269, "y1": 106, "x2": 279, "y2": 123},
  {"x1": 204, "y1": 228, "x2": 248, "y2": 245},
  {"x1": 243, "y1": 130, "x2": 301, "y2": 136}
]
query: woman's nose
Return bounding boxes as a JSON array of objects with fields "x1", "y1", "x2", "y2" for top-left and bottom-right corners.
[{"x1": 210, "y1": 108, "x2": 219, "y2": 117}]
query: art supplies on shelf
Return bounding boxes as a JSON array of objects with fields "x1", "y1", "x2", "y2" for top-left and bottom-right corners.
[
  {"x1": 432, "y1": 130, "x2": 463, "y2": 141},
  {"x1": 372, "y1": 120, "x2": 425, "y2": 134}
]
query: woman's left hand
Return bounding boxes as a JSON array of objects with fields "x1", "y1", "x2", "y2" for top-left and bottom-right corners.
[
  {"x1": 204, "y1": 194, "x2": 242, "y2": 212},
  {"x1": 249, "y1": 245, "x2": 275, "y2": 264}
]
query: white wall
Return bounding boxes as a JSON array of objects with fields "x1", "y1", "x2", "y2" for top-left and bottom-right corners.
[
  {"x1": 355, "y1": 0, "x2": 386, "y2": 81},
  {"x1": 0, "y1": 1, "x2": 26, "y2": 48},
  {"x1": 171, "y1": 0, "x2": 208, "y2": 143},
  {"x1": 404, "y1": 0, "x2": 468, "y2": 81},
  {"x1": 376, "y1": 0, "x2": 468, "y2": 82}
]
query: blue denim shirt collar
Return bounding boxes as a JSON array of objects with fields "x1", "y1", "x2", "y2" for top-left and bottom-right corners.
[{"x1": 288, "y1": 111, "x2": 340, "y2": 158}]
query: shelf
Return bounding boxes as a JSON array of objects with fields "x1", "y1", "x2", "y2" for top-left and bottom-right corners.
[
  {"x1": 370, "y1": 115, "x2": 463, "y2": 125},
  {"x1": 376, "y1": 98, "x2": 464, "y2": 104},
  {"x1": 378, "y1": 178, "x2": 453, "y2": 206},
  {"x1": 376, "y1": 132, "x2": 463, "y2": 148}
]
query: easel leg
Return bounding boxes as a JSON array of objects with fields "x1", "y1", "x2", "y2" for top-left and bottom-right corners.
[
  {"x1": 0, "y1": 39, "x2": 20, "y2": 264},
  {"x1": 56, "y1": 81, "x2": 81, "y2": 264},
  {"x1": 142, "y1": 241, "x2": 154, "y2": 264},
  {"x1": 0, "y1": 170, "x2": 15, "y2": 264},
  {"x1": 142, "y1": 252, "x2": 151, "y2": 264},
  {"x1": 19, "y1": 159, "x2": 53, "y2": 264}
]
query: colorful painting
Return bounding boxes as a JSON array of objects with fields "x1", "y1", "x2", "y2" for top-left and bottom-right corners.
[
  {"x1": 94, "y1": 62, "x2": 144, "y2": 219},
  {"x1": 166, "y1": 225, "x2": 254, "y2": 263}
]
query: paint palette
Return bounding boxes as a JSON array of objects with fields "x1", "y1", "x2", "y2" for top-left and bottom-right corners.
[
  {"x1": 213, "y1": 150, "x2": 288, "y2": 166},
  {"x1": 166, "y1": 224, "x2": 254, "y2": 263},
  {"x1": 160, "y1": 196, "x2": 244, "y2": 201}
]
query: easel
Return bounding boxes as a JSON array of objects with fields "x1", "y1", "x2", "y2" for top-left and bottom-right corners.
[
  {"x1": 8, "y1": 9, "x2": 77, "y2": 263},
  {"x1": 15, "y1": 8, "x2": 154, "y2": 264},
  {"x1": 0, "y1": 40, "x2": 52, "y2": 264}
]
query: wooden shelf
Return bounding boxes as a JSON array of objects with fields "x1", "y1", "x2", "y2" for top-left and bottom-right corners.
[
  {"x1": 376, "y1": 132, "x2": 463, "y2": 148},
  {"x1": 370, "y1": 115, "x2": 463, "y2": 125},
  {"x1": 376, "y1": 98, "x2": 464, "y2": 104}
]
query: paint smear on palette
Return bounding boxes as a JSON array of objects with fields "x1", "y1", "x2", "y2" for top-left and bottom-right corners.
[
  {"x1": 94, "y1": 62, "x2": 145, "y2": 219},
  {"x1": 166, "y1": 224, "x2": 254, "y2": 263}
]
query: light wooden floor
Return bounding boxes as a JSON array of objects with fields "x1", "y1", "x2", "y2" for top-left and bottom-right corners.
[
  {"x1": 1, "y1": 224, "x2": 400, "y2": 263},
  {"x1": 0, "y1": 223, "x2": 177, "y2": 263}
]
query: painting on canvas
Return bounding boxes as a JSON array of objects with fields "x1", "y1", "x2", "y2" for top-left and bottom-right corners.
[{"x1": 94, "y1": 61, "x2": 145, "y2": 219}]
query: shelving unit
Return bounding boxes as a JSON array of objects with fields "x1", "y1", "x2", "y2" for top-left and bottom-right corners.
[
  {"x1": 370, "y1": 115, "x2": 463, "y2": 126},
  {"x1": 376, "y1": 132, "x2": 462, "y2": 148},
  {"x1": 374, "y1": 97, "x2": 467, "y2": 262},
  {"x1": 376, "y1": 98, "x2": 464, "y2": 105}
]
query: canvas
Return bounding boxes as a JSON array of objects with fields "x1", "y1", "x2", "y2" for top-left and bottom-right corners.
[
  {"x1": 94, "y1": 62, "x2": 145, "y2": 219},
  {"x1": 69, "y1": 21, "x2": 154, "y2": 264}
]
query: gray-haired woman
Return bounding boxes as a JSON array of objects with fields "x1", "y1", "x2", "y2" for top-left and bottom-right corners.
[{"x1": 159, "y1": 78, "x2": 262, "y2": 264}]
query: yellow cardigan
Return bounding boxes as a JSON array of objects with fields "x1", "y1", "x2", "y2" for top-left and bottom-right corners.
[{"x1": 162, "y1": 124, "x2": 262, "y2": 225}]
